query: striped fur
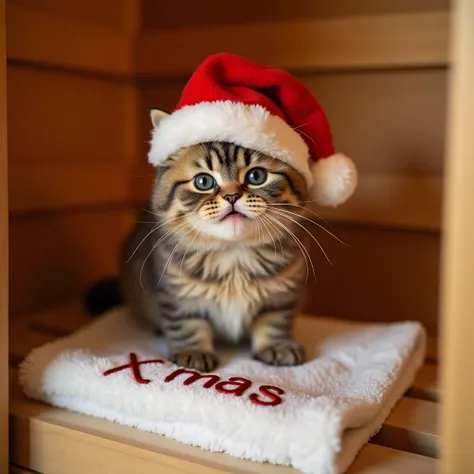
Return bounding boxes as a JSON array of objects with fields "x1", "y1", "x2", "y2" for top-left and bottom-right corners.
[{"x1": 121, "y1": 142, "x2": 311, "y2": 372}]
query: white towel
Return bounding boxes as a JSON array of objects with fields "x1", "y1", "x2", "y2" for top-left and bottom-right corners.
[{"x1": 19, "y1": 306, "x2": 426, "y2": 474}]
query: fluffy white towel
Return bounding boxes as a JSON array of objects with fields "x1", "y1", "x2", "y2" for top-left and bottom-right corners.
[{"x1": 19, "y1": 306, "x2": 426, "y2": 474}]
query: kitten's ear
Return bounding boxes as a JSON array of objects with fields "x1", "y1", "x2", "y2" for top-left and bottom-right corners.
[{"x1": 149, "y1": 108, "x2": 169, "y2": 129}]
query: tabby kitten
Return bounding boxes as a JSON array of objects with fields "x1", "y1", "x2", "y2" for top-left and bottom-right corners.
[{"x1": 121, "y1": 139, "x2": 312, "y2": 373}]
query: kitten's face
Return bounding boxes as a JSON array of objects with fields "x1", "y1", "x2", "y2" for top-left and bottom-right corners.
[{"x1": 152, "y1": 142, "x2": 308, "y2": 242}]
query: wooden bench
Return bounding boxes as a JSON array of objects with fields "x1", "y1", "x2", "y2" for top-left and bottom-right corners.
[{"x1": 9, "y1": 302, "x2": 439, "y2": 473}]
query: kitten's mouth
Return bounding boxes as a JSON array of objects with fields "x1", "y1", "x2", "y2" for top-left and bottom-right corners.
[{"x1": 222, "y1": 210, "x2": 246, "y2": 221}]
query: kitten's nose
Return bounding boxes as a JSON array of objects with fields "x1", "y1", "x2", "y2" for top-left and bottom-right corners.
[{"x1": 223, "y1": 193, "x2": 241, "y2": 205}]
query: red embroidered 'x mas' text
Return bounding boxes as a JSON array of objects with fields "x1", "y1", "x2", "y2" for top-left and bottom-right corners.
[
  {"x1": 103, "y1": 353, "x2": 285, "y2": 406},
  {"x1": 103, "y1": 353, "x2": 164, "y2": 384}
]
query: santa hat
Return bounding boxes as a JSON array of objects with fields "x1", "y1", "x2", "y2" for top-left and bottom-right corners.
[{"x1": 148, "y1": 53, "x2": 357, "y2": 207}]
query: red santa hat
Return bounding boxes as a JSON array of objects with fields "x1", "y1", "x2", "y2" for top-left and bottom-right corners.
[{"x1": 148, "y1": 53, "x2": 357, "y2": 207}]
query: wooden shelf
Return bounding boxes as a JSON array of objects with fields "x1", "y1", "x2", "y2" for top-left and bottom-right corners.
[{"x1": 9, "y1": 302, "x2": 440, "y2": 473}]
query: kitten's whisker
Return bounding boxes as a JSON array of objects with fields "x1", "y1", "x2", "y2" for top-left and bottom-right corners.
[
  {"x1": 179, "y1": 228, "x2": 200, "y2": 276},
  {"x1": 127, "y1": 213, "x2": 185, "y2": 263},
  {"x1": 258, "y1": 214, "x2": 278, "y2": 258},
  {"x1": 159, "y1": 226, "x2": 195, "y2": 284},
  {"x1": 254, "y1": 215, "x2": 263, "y2": 245},
  {"x1": 143, "y1": 208, "x2": 161, "y2": 217},
  {"x1": 290, "y1": 120, "x2": 314, "y2": 131},
  {"x1": 267, "y1": 208, "x2": 333, "y2": 266},
  {"x1": 268, "y1": 206, "x2": 348, "y2": 247},
  {"x1": 266, "y1": 213, "x2": 316, "y2": 283},
  {"x1": 260, "y1": 214, "x2": 284, "y2": 258},
  {"x1": 139, "y1": 220, "x2": 189, "y2": 291},
  {"x1": 295, "y1": 128, "x2": 317, "y2": 146},
  {"x1": 268, "y1": 202, "x2": 331, "y2": 226},
  {"x1": 261, "y1": 214, "x2": 295, "y2": 255},
  {"x1": 281, "y1": 199, "x2": 324, "y2": 206}
]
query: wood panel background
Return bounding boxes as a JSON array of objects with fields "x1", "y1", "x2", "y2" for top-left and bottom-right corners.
[
  {"x1": 5, "y1": 1, "x2": 139, "y2": 314},
  {"x1": 1, "y1": 0, "x2": 10, "y2": 468},
  {"x1": 6, "y1": 0, "x2": 448, "y2": 334}
]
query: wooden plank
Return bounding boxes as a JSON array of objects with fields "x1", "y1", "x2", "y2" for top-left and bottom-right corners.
[
  {"x1": 27, "y1": 301, "x2": 92, "y2": 335},
  {"x1": 9, "y1": 164, "x2": 130, "y2": 214},
  {"x1": 10, "y1": 466, "x2": 43, "y2": 474},
  {"x1": 425, "y1": 337, "x2": 439, "y2": 363},
  {"x1": 314, "y1": 175, "x2": 442, "y2": 231},
  {"x1": 137, "y1": 11, "x2": 449, "y2": 77},
  {"x1": 9, "y1": 209, "x2": 134, "y2": 315},
  {"x1": 347, "y1": 445, "x2": 437, "y2": 474},
  {"x1": 0, "y1": 0, "x2": 9, "y2": 469},
  {"x1": 143, "y1": 0, "x2": 449, "y2": 30},
  {"x1": 8, "y1": 316, "x2": 60, "y2": 365},
  {"x1": 440, "y1": 1, "x2": 474, "y2": 472},
  {"x1": 11, "y1": 300, "x2": 440, "y2": 365},
  {"x1": 9, "y1": 369, "x2": 437, "y2": 474},
  {"x1": 133, "y1": 165, "x2": 443, "y2": 232},
  {"x1": 372, "y1": 398, "x2": 438, "y2": 458},
  {"x1": 301, "y1": 70, "x2": 447, "y2": 181},
  {"x1": 7, "y1": 65, "x2": 135, "y2": 167},
  {"x1": 6, "y1": 4, "x2": 133, "y2": 76},
  {"x1": 11, "y1": 0, "x2": 136, "y2": 31},
  {"x1": 409, "y1": 364, "x2": 439, "y2": 402},
  {"x1": 296, "y1": 227, "x2": 440, "y2": 335}
]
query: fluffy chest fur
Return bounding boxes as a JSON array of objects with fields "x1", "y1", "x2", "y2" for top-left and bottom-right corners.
[{"x1": 167, "y1": 244, "x2": 303, "y2": 340}]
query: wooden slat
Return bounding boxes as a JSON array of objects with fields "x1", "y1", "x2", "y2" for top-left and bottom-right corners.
[
  {"x1": 10, "y1": 466, "x2": 42, "y2": 474},
  {"x1": 9, "y1": 164, "x2": 130, "y2": 214},
  {"x1": 8, "y1": 317, "x2": 60, "y2": 365},
  {"x1": 9, "y1": 368, "x2": 437, "y2": 474},
  {"x1": 314, "y1": 175, "x2": 442, "y2": 231},
  {"x1": 11, "y1": 0, "x2": 136, "y2": 31},
  {"x1": 440, "y1": 1, "x2": 474, "y2": 472},
  {"x1": 143, "y1": 0, "x2": 450, "y2": 30},
  {"x1": 7, "y1": 65, "x2": 135, "y2": 167},
  {"x1": 0, "y1": 0, "x2": 9, "y2": 469},
  {"x1": 409, "y1": 364, "x2": 439, "y2": 402},
  {"x1": 425, "y1": 337, "x2": 439, "y2": 363},
  {"x1": 6, "y1": 5, "x2": 133, "y2": 77},
  {"x1": 372, "y1": 398, "x2": 438, "y2": 458},
  {"x1": 12, "y1": 301, "x2": 441, "y2": 363},
  {"x1": 9, "y1": 210, "x2": 134, "y2": 315},
  {"x1": 137, "y1": 11, "x2": 449, "y2": 77},
  {"x1": 27, "y1": 301, "x2": 92, "y2": 335},
  {"x1": 347, "y1": 445, "x2": 436, "y2": 474},
  {"x1": 133, "y1": 164, "x2": 442, "y2": 232}
]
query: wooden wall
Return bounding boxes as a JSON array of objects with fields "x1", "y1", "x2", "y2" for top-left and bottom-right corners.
[
  {"x1": 5, "y1": 0, "x2": 449, "y2": 335},
  {"x1": 6, "y1": 0, "x2": 140, "y2": 314},
  {"x1": 1, "y1": 0, "x2": 10, "y2": 467},
  {"x1": 135, "y1": 0, "x2": 450, "y2": 334}
]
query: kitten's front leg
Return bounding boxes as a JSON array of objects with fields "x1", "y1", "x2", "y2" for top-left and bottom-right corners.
[
  {"x1": 251, "y1": 304, "x2": 305, "y2": 367},
  {"x1": 165, "y1": 317, "x2": 218, "y2": 372}
]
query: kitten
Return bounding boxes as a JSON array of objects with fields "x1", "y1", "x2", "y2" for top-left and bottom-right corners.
[{"x1": 120, "y1": 140, "x2": 311, "y2": 373}]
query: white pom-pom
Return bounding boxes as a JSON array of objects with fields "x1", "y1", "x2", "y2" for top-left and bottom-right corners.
[{"x1": 309, "y1": 154, "x2": 357, "y2": 207}]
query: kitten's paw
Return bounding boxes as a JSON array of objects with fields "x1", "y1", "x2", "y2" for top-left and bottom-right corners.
[
  {"x1": 253, "y1": 340, "x2": 305, "y2": 367},
  {"x1": 171, "y1": 350, "x2": 218, "y2": 373}
]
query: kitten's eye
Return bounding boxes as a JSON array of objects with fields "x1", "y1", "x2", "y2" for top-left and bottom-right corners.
[
  {"x1": 193, "y1": 173, "x2": 216, "y2": 191},
  {"x1": 246, "y1": 167, "x2": 268, "y2": 186}
]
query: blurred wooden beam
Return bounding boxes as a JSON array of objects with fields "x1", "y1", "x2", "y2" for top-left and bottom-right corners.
[
  {"x1": 137, "y1": 11, "x2": 449, "y2": 77},
  {"x1": 6, "y1": 5, "x2": 134, "y2": 77}
]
